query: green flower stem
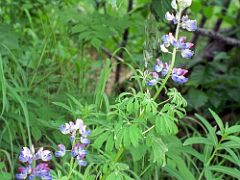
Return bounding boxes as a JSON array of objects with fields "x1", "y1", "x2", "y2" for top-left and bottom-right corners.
[
  {"x1": 67, "y1": 157, "x2": 75, "y2": 180},
  {"x1": 114, "y1": 146, "x2": 124, "y2": 163},
  {"x1": 198, "y1": 137, "x2": 224, "y2": 180},
  {"x1": 153, "y1": 11, "x2": 182, "y2": 100},
  {"x1": 101, "y1": 146, "x2": 125, "y2": 180},
  {"x1": 67, "y1": 138, "x2": 77, "y2": 180}
]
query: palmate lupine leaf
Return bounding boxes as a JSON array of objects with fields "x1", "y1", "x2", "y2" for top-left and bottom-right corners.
[{"x1": 155, "y1": 113, "x2": 178, "y2": 136}]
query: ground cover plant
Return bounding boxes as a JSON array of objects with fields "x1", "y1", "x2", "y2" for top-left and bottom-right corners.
[{"x1": 0, "y1": 0, "x2": 239, "y2": 179}]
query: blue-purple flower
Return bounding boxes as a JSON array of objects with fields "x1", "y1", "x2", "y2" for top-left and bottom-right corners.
[
  {"x1": 35, "y1": 163, "x2": 52, "y2": 180},
  {"x1": 165, "y1": 11, "x2": 197, "y2": 32},
  {"x1": 181, "y1": 15, "x2": 197, "y2": 31},
  {"x1": 172, "y1": 68, "x2": 189, "y2": 84},
  {"x1": 16, "y1": 166, "x2": 30, "y2": 180},
  {"x1": 16, "y1": 146, "x2": 52, "y2": 180},
  {"x1": 161, "y1": 33, "x2": 194, "y2": 59},
  {"x1": 19, "y1": 147, "x2": 33, "y2": 164},
  {"x1": 147, "y1": 59, "x2": 189, "y2": 86},
  {"x1": 55, "y1": 144, "x2": 66, "y2": 157},
  {"x1": 71, "y1": 143, "x2": 88, "y2": 166},
  {"x1": 56, "y1": 119, "x2": 90, "y2": 167}
]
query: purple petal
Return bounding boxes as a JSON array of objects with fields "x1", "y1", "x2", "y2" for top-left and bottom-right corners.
[
  {"x1": 59, "y1": 124, "x2": 71, "y2": 134},
  {"x1": 55, "y1": 144, "x2": 66, "y2": 157},
  {"x1": 81, "y1": 137, "x2": 90, "y2": 145},
  {"x1": 146, "y1": 79, "x2": 158, "y2": 86},
  {"x1": 172, "y1": 68, "x2": 188, "y2": 76},
  {"x1": 19, "y1": 147, "x2": 33, "y2": 163},
  {"x1": 154, "y1": 59, "x2": 163, "y2": 72},
  {"x1": 179, "y1": 36, "x2": 187, "y2": 43},
  {"x1": 172, "y1": 74, "x2": 188, "y2": 84},
  {"x1": 181, "y1": 49, "x2": 194, "y2": 59},
  {"x1": 77, "y1": 159, "x2": 87, "y2": 166},
  {"x1": 40, "y1": 150, "x2": 52, "y2": 161},
  {"x1": 16, "y1": 167, "x2": 28, "y2": 180},
  {"x1": 151, "y1": 72, "x2": 159, "y2": 79},
  {"x1": 186, "y1": 20, "x2": 197, "y2": 31}
]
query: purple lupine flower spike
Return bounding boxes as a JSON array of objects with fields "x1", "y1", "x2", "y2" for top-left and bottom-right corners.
[
  {"x1": 57, "y1": 119, "x2": 90, "y2": 167},
  {"x1": 55, "y1": 144, "x2": 66, "y2": 157},
  {"x1": 16, "y1": 147, "x2": 52, "y2": 180}
]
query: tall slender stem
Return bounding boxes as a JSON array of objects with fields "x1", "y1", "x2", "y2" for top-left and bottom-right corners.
[
  {"x1": 67, "y1": 138, "x2": 76, "y2": 180},
  {"x1": 198, "y1": 138, "x2": 224, "y2": 180},
  {"x1": 153, "y1": 11, "x2": 182, "y2": 100}
]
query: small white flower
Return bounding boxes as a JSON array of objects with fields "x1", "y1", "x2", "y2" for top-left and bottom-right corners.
[
  {"x1": 171, "y1": 0, "x2": 178, "y2": 10},
  {"x1": 160, "y1": 44, "x2": 169, "y2": 53},
  {"x1": 177, "y1": 0, "x2": 192, "y2": 9},
  {"x1": 165, "y1": 12, "x2": 175, "y2": 21}
]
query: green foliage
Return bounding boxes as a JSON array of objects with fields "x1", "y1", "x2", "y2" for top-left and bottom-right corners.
[
  {"x1": 183, "y1": 109, "x2": 240, "y2": 180},
  {"x1": 0, "y1": 0, "x2": 239, "y2": 179}
]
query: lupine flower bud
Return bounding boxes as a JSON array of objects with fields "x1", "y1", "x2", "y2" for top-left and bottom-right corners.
[
  {"x1": 171, "y1": 0, "x2": 178, "y2": 10},
  {"x1": 177, "y1": 0, "x2": 192, "y2": 9}
]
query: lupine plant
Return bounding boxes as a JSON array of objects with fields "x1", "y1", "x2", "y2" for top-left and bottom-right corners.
[
  {"x1": 147, "y1": 0, "x2": 197, "y2": 99},
  {"x1": 16, "y1": 119, "x2": 90, "y2": 180},
  {"x1": 10, "y1": 0, "x2": 240, "y2": 179},
  {"x1": 56, "y1": 119, "x2": 91, "y2": 179}
]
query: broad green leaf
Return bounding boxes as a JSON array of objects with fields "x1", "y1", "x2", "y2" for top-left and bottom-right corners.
[
  {"x1": 106, "y1": 171, "x2": 122, "y2": 180},
  {"x1": 123, "y1": 127, "x2": 131, "y2": 148},
  {"x1": 152, "y1": 136, "x2": 168, "y2": 166},
  {"x1": 204, "y1": 166, "x2": 213, "y2": 180},
  {"x1": 115, "y1": 163, "x2": 129, "y2": 171},
  {"x1": 32, "y1": 126, "x2": 42, "y2": 141},
  {"x1": 151, "y1": 0, "x2": 171, "y2": 21},
  {"x1": 129, "y1": 125, "x2": 141, "y2": 147},
  {"x1": 105, "y1": 134, "x2": 114, "y2": 152},
  {"x1": 195, "y1": 114, "x2": 218, "y2": 145},
  {"x1": 186, "y1": 88, "x2": 208, "y2": 109},
  {"x1": 210, "y1": 166, "x2": 240, "y2": 179},
  {"x1": 225, "y1": 125, "x2": 240, "y2": 135},
  {"x1": 115, "y1": 128, "x2": 124, "y2": 149},
  {"x1": 93, "y1": 132, "x2": 110, "y2": 149},
  {"x1": 209, "y1": 109, "x2": 224, "y2": 133},
  {"x1": 130, "y1": 145, "x2": 147, "y2": 162},
  {"x1": 183, "y1": 137, "x2": 214, "y2": 146},
  {"x1": 163, "y1": 166, "x2": 184, "y2": 180}
]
